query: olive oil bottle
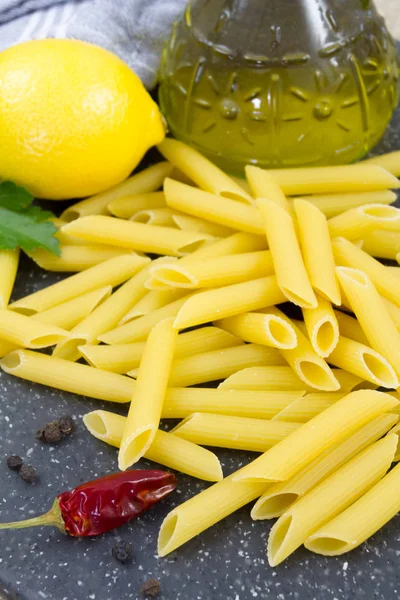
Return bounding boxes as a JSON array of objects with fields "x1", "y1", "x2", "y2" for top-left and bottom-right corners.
[{"x1": 159, "y1": 0, "x2": 399, "y2": 173}]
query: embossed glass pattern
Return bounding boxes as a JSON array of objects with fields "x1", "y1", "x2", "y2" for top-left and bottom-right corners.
[{"x1": 159, "y1": 0, "x2": 399, "y2": 172}]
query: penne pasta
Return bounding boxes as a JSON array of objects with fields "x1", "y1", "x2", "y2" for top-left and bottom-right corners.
[
  {"x1": 163, "y1": 344, "x2": 285, "y2": 388},
  {"x1": 336, "y1": 267, "x2": 400, "y2": 378},
  {"x1": 305, "y1": 460, "x2": 400, "y2": 556},
  {"x1": 118, "y1": 318, "x2": 177, "y2": 470},
  {"x1": 161, "y1": 388, "x2": 305, "y2": 420},
  {"x1": 267, "y1": 164, "x2": 400, "y2": 195},
  {"x1": 328, "y1": 335, "x2": 398, "y2": 389},
  {"x1": 172, "y1": 214, "x2": 235, "y2": 237},
  {"x1": 257, "y1": 198, "x2": 317, "y2": 308},
  {"x1": 363, "y1": 150, "x2": 400, "y2": 176},
  {"x1": 158, "y1": 467, "x2": 268, "y2": 556},
  {"x1": 215, "y1": 311, "x2": 297, "y2": 350},
  {"x1": 130, "y1": 206, "x2": 177, "y2": 227},
  {"x1": 99, "y1": 295, "x2": 191, "y2": 344},
  {"x1": 267, "y1": 435, "x2": 397, "y2": 566},
  {"x1": 61, "y1": 216, "x2": 214, "y2": 257},
  {"x1": 27, "y1": 245, "x2": 129, "y2": 272},
  {"x1": 290, "y1": 190, "x2": 396, "y2": 219},
  {"x1": 0, "y1": 350, "x2": 135, "y2": 402},
  {"x1": 219, "y1": 366, "x2": 361, "y2": 392},
  {"x1": 252, "y1": 413, "x2": 398, "y2": 520},
  {"x1": 158, "y1": 138, "x2": 253, "y2": 203},
  {"x1": 327, "y1": 204, "x2": 400, "y2": 240},
  {"x1": 164, "y1": 178, "x2": 263, "y2": 235},
  {"x1": 294, "y1": 199, "x2": 341, "y2": 305},
  {"x1": 0, "y1": 309, "x2": 67, "y2": 348},
  {"x1": 121, "y1": 289, "x2": 189, "y2": 323},
  {"x1": 303, "y1": 296, "x2": 339, "y2": 358},
  {"x1": 272, "y1": 392, "x2": 346, "y2": 423},
  {"x1": 0, "y1": 249, "x2": 19, "y2": 308},
  {"x1": 232, "y1": 390, "x2": 398, "y2": 483},
  {"x1": 173, "y1": 276, "x2": 286, "y2": 331},
  {"x1": 179, "y1": 231, "x2": 267, "y2": 262},
  {"x1": 53, "y1": 218, "x2": 92, "y2": 246},
  {"x1": 61, "y1": 162, "x2": 173, "y2": 221},
  {"x1": 171, "y1": 413, "x2": 301, "y2": 452},
  {"x1": 333, "y1": 309, "x2": 369, "y2": 345},
  {"x1": 109, "y1": 191, "x2": 166, "y2": 218},
  {"x1": 361, "y1": 229, "x2": 400, "y2": 259},
  {"x1": 83, "y1": 411, "x2": 223, "y2": 482},
  {"x1": 245, "y1": 165, "x2": 291, "y2": 212},
  {"x1": 267, "y1": 308, "x2": 339, "y2": 391},
  {"x1": 148, "y1": 250, "x2": 274, "y2": 289},
  {"x1": 80, "y1": 326, "x2": 243, "y2": 373},
  {"x1": 9, "y1": 254, "x2": 147, "y2": 315},
  {"x1": 332, "y1": 237, "x2": 400, "y2": 307}
]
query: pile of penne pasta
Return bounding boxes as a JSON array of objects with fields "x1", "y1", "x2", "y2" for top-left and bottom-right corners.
[{"x1": 2, "y1": 139, "x2": 400, "y2": 566}]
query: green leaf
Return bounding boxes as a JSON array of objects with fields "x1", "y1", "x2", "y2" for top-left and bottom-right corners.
[{"x1": 0, "y1": 182, "x2": 61, "y2": 256}]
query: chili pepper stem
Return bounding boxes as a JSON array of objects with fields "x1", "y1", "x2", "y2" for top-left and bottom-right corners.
[{"x1": 0, "y1": 498, "x2": 66, "y2": 534}]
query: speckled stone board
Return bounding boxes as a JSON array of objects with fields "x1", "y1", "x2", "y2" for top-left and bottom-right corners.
[{"x1": 1, "y1": 63, "x2": 400, "y2": 600}]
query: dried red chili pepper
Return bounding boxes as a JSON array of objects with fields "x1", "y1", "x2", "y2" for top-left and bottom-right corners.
[{"x1": 0, "y1": 469, "x2": 177, "y2": 536}]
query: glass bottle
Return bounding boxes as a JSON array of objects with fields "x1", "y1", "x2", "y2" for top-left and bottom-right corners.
[{"x1": 159, "y1": 0, "x2": 399, "y2": 173}]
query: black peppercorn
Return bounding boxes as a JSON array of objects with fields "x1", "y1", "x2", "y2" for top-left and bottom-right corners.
[
  {"x1": 58, "y1": 416, "x2": 74, "y2": 436},
  {"x1": 6, "y1": 455, "x2": 23, "y2": 471},
  {"x1": 111, "y1": 541, "x2": 134, "y2": 564},
  {"x1": 36, "y1": 421, "x2": 62, "y2": 444},
  {"x1": 19, "y1": 465, "x2": 37, "y2": 484},
  {"x1": 140, "y1": 578, "x2": 161, "y2": 598}
]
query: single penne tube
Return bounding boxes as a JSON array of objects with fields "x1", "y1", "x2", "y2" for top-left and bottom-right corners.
[
  {"x1": 80, "y1": 326, "x2": 243, "y2": 373},
  {"x1": 267, "y1": 308, "x2": 339, "y2": 392},
  {"x1": 332, "y1": 237, "x2": 400, "y2": 307},
  {"x1": 272, "y1": 392, "x2": 346, "y2": 423},
  {"x1": 361, "y1": 229, "x2": 400, "y2": 259},
  {"x1": 53, "y1": 218, "x2": 92, "y2": 246},
  {"x1": 157, "y1": 467, "x2": 268, "y2": 557},
  {"x1": 219, "y1": 366, "x2": 361, "y2": 392},
  {"x1": 172, "y1": 214, "x2": 235, "y2": 237},
  {"x1": 158, "y1": 138, "x2": 253, "y2": 203},
  {"x1": 215, "y1": 311, "x2": 297, "y2": 350},
  {"x1": 0, "y1": 249, "x2": 19, "y2": 308},
  {"x1": 173, "y1": 276, "x2": 286, "y2": 330},
  {"x1": 149, "y1": 250, "x2": 274, "y2": 289},
  {"x1": 245, "y1": 165, "x2": 290, "y2": 212},
  {"x1": 267, "y1": 434, "x2": 398, "y2": 566},
  {"x1": 333, "y1": 309, "x2": 368, "y2": 345},
  {"x1": 328, "y1": 335, "x2": 398, "y2": 389},
  {"x1": 9, "y1": 254, "x2": 147, "y2": 315},
  {"x1": 257, "y1": 198, "x2": 317, "y2": 308},
  {"x1": 118, "y1": 318, "x2": 177, "y2": 470},
  {"x1": 26, "y1": 245, "x2": 130, "y2": 272},
  {"x1": 0, "y1": 309, "x2": 68, "y2": 348},
  {"x1": 305, "y1": 459, "x2": 400, "y2": 556},
  {"x1": 130, "y1": 207, "x2": 177, "y2": 227},
  {"x1": 164, "y1": 344, "x2": 285, "y2": 388},
  {"x1": 363, "y1": 150, "x2": 400, "y2": 176},
  {"x1": 336, "y1": 267, "x2": 400, "y2": 378},
  {"x1": 121, "y1": 289, "x2": 188, "y2": 323},
  {"x1": 53, "y1": 259, "x2": 153, "y2": 361},
  {"x1": 327, "y1": 204, "x2": 400, "y2": 240},
  {"x1": 161, "y1": 388, "x2": 305, "y2": 420},
  {"x1": 164, "y1": 179, "x2": 263, "y2": 235},
  {"x1": 108, "y1": 191, "x2": 166, "y2": 219},
  {"x1": 171, "y1": 413, "x2": 301, "y2": 452},
  {"x1": 61, "y1": 162, "x2": 173, "y2": 221},
  {"x1": 232, "y1": 390, "x2": 398, "y2": 484},
  {"x1": 290, "y1": 190, "x2": 396, "y2": 219},
  {"x1": 83, "y1": 411, "x2": 223, "y2": 482},
  {"x1": 267, "y1": 164, "x2": 400, "y2": 195},
  {"x1": 61, "y1": 216, "x2": 213, "y2": 257},
  {"x1": 251, "y1": 412, "x2": 398, "y2": 520},
  {"x1": 302, "y1": 297, "x2": 339, "y2": 358},
  {"x1": 294, "y1": 199, "x2": 341, "y2": 305},
  {"x1": 0, "y1": 350, "x2": 135, "y2": 402},
  {"x1": 99, "y1": 295, "x2": 191, "y2": 345}
]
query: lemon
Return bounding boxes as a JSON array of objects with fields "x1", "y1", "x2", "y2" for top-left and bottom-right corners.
[{"x1": 0, "y1": 39, "x2": 165, "y2": 200}]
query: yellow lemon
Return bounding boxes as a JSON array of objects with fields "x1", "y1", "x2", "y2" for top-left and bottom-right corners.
[{"x1": 0, "y1": 39, "x2": 165, "y2": 199}]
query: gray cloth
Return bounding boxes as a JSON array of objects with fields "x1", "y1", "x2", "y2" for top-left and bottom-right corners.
[{"x1": 0, "y1": 0, "x2": 188, "y2": 89}]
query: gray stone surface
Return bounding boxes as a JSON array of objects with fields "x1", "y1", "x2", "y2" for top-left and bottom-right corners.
[{"x1": 1, "y1": 52, "x2": 400, "y2": 600}]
